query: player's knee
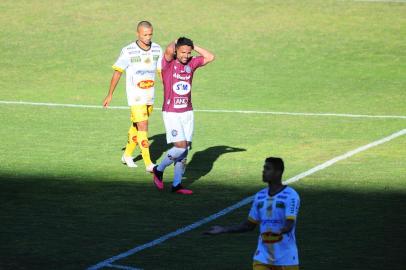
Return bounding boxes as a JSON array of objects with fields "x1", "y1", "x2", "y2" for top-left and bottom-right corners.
[
  {"x1": 140, "y1": 139, "x2": 149, "y2": 148},
  {"x1": 130, "y1": 135, "x2": 137, "y2": 144},
  {"x1": 175, "y1": 149, "x2": 188, "y2": 163},
  {"x1": 174, "y1": 141, "x2": 188, "y2": 149},
  {"x1": 136, "y1": 120, "x2": 148, "y2": 131}
]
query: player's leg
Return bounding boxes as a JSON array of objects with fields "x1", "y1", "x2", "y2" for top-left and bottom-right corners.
[
  {"x1": 271, "y1": 266, "x2": 299, "y2": 270},
  {"x1": 171, "y1": 111, "x2": 194, "y2": 194},
  {"x1": 122, "y1": 121, "x2": 138, "y2": 168},
  {"x1": 253, "y1": 261, "x2": 272, "y2": 270},
  {"x1": 152, "y1": 112, "x2": 186, "y2": 190},
  {"x1": 132, "y1": 105, "x2": 154, "y2": 172}
]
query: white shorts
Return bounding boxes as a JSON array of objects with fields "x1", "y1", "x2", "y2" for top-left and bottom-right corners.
[{"x1": 163, "y1": 111, "x2": 194, "y2": 144}]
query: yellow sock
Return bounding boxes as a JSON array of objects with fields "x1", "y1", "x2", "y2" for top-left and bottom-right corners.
[
  {"x1": 137, "y1": 131, "x2": 152, "y2": 167},
  {"x1": 124, "y1": 124, "x2": 138, "y2": 157}
]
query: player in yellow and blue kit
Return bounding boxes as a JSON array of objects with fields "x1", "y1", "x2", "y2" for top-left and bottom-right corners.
[
  {"x1": 103, "y1": 21, "x2": 162, "y2": 172},
  {"x1": 205, "y1": 157, "x2": 300, "y2": 270}
]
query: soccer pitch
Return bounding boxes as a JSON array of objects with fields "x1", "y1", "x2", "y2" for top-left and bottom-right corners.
[{"x1": 1, "y1": 0, "x2": 405, "y2": 269}]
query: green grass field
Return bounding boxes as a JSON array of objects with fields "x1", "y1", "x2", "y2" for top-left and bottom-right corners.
[{"x1": 1, "y1": 0, "x2": 405, "y2": 269}]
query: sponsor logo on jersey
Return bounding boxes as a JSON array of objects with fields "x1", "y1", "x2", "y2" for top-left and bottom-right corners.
[
  {"x1": 131, "y1": 56, "x2": 141, "y2": 63},
  {"x1": 137, "y1": 80, "x2": 155, "y2": 89},
  {"x1": 173, "y1": 97, "x2": 189, "y2": 109},
  {"x1": 261, "y1": 232, "x2": 283, "y2": 244},
  {"x1": 136, "y1": 70, "x2": 155, "y2": 75},
  {"x1": 172, "y1": 81, "x2": 191, "y2": 95},
  {"x1": 173, "y1": 73, "x2": 191, "y2": 81},
  {"x1": 152, "y1": 49, "x2": 161, "y2": 53},
  {"x1": 263, "y1": 219, "x2": 283, "y2": 225},
  {"x1": 128, "y1": 50, "x2": 141, "y2": 55}
]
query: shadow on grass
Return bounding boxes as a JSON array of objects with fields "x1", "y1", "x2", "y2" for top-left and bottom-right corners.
[
  {"x1": 183, "y1": 145, "x2": 246, "y2": 185},
  {"x1": 0, "y1": 175, "x2": 404, "y2": 270},
  {"x1": 128, "y1": 134, "x2": 246, "y2": 185}
]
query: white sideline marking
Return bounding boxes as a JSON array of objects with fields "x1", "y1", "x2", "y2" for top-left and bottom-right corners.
[
  {"x1": 105, "y1": 264, "x2": 142, "y2": 270},
  {"x1": 86, "y1": 128, "x2": 406, "y2": 270},
  {"x1": 1, "y1": 100, "x2": 406, "y2": 119},
  {"x1": 354, "y1": 0, "x2": 406, "y2": 3}
]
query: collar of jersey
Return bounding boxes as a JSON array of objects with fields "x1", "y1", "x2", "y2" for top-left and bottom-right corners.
[
  {"x1": 135, "y1": 40, "x2": 151, "y2": 52},
  {"x1": 267, "y1": 185, "x2": 287, "y2": 197}
]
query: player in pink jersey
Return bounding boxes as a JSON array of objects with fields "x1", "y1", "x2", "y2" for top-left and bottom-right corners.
[{"x1": 152, "y1": 37, "x2": 215, "y2": 195}]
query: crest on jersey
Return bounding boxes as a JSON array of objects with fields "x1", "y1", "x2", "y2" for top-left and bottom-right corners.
[
  {"x1": 171, "y1": 130, "x2": 178, "y2": 137},
  {"x1": 185, "y1": 65, "x2": 191, "y2": 73},
  {"x1": 144, "y1": 57, "x2": 152, "y2": 64},
  {"x1": 276, "y1": 201, "x2": 285, "y2": 209},
  {"x1": 257, "y1": 201, "x2": 264, "y2": 210}
]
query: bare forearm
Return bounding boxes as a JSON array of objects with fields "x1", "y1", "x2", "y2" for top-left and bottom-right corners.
[
  {"x1": 224, "y1": 221, "x2": 256, "y2": 233},
  {"x1": 164, "y1": 41, "x2": 176, "y2": 61},
  {"x1": 107, "y1": 71, "x2": 122, "y2": 96},
  {"x1": 280, "y1": 220, "x2": 295, "y2": 234},
  {"x1": 194, "y1": 45, "x2": 215, "y2": 64}
]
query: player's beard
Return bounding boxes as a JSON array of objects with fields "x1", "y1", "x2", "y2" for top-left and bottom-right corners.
[{"x1": 178, "y1": 56, "x2": 191, "y2": 64}]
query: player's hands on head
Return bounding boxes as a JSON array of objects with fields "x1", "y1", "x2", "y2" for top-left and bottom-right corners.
[
  {"x1": 103, "y1": 95, "x2": 112, "y2": 108},
  {"x1": 204, "y1": 225, "x2": 227, "y2": 235}
]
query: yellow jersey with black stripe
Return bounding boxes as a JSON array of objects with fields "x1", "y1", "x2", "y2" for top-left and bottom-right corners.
[
  {"x1": 112, "y1": 42, "x2": 162, "y2": 106},
  {"x1": 248, "y1": 186, "x2": 300, "y2": 266}
]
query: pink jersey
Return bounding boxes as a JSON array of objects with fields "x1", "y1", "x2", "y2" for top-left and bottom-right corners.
[{"x1": 161, "y1": 56, "x2": 205, "y2": 112}]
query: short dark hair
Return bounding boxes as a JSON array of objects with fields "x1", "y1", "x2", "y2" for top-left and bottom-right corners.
[
  {"x1": 265, "y1": 157, "x2": 284, "y2": 174},
  {"x1": 137, "y1": 21, "x2": 152, "y2": 30},
  {"x1": 176, "y1": 37, "x2": 194, "y2": 50}
]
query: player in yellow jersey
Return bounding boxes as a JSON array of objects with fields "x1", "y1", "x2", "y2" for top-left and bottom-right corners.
[
  {"x1": 103, "y1": 21, "x2": 162, "y2": 172},
  {"x1": 205, "y1": 157, "x2": 300, "y2": 270}
]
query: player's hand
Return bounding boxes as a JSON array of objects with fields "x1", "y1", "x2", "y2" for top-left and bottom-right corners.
[
  {"x1": 204, "y1": 225, "x2": 227, "y2": 235},
  {"x1": 103, "y1": 95, "x2": 112, "y2": 108}
]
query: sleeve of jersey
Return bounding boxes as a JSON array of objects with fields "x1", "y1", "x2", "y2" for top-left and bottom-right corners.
[
  {"x1": 112, "y1": 49, "x2": 129, "y2": 73},
  {"x1": 191, "y1": 56, "x2": 205, "y2": 70},
  {"x1": 161, "y1": 56, "x2": 171, "y2": 71},
  {"x1": 247, "y1": 198, "x2": 260, "y2": 224},
  {"x1": 285, "y1": 192, "x2": 300, "y2": 221},
  {"x1": 156, "y1": 49, "x2": 163, "y2": 72}
]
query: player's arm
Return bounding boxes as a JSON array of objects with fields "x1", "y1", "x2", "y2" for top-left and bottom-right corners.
[
  {"x1": 279, "y1": 192, "x2": 300, "y2": 234},
  {"x1": 103, "y1": 70, "x2": 122, "y2": 107},
  {"x1": 204, "y1": 220, "x2": 257, "y2": 235},
  {"x1": 193, "y1": 45, "x2": 215, "y2": 65},
  {"x1": 280, "y1": 219, "x2": 295, "y2": 234},
  {"x1": 164, "y1": 40, "x2": 176, "y2": 62}
]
